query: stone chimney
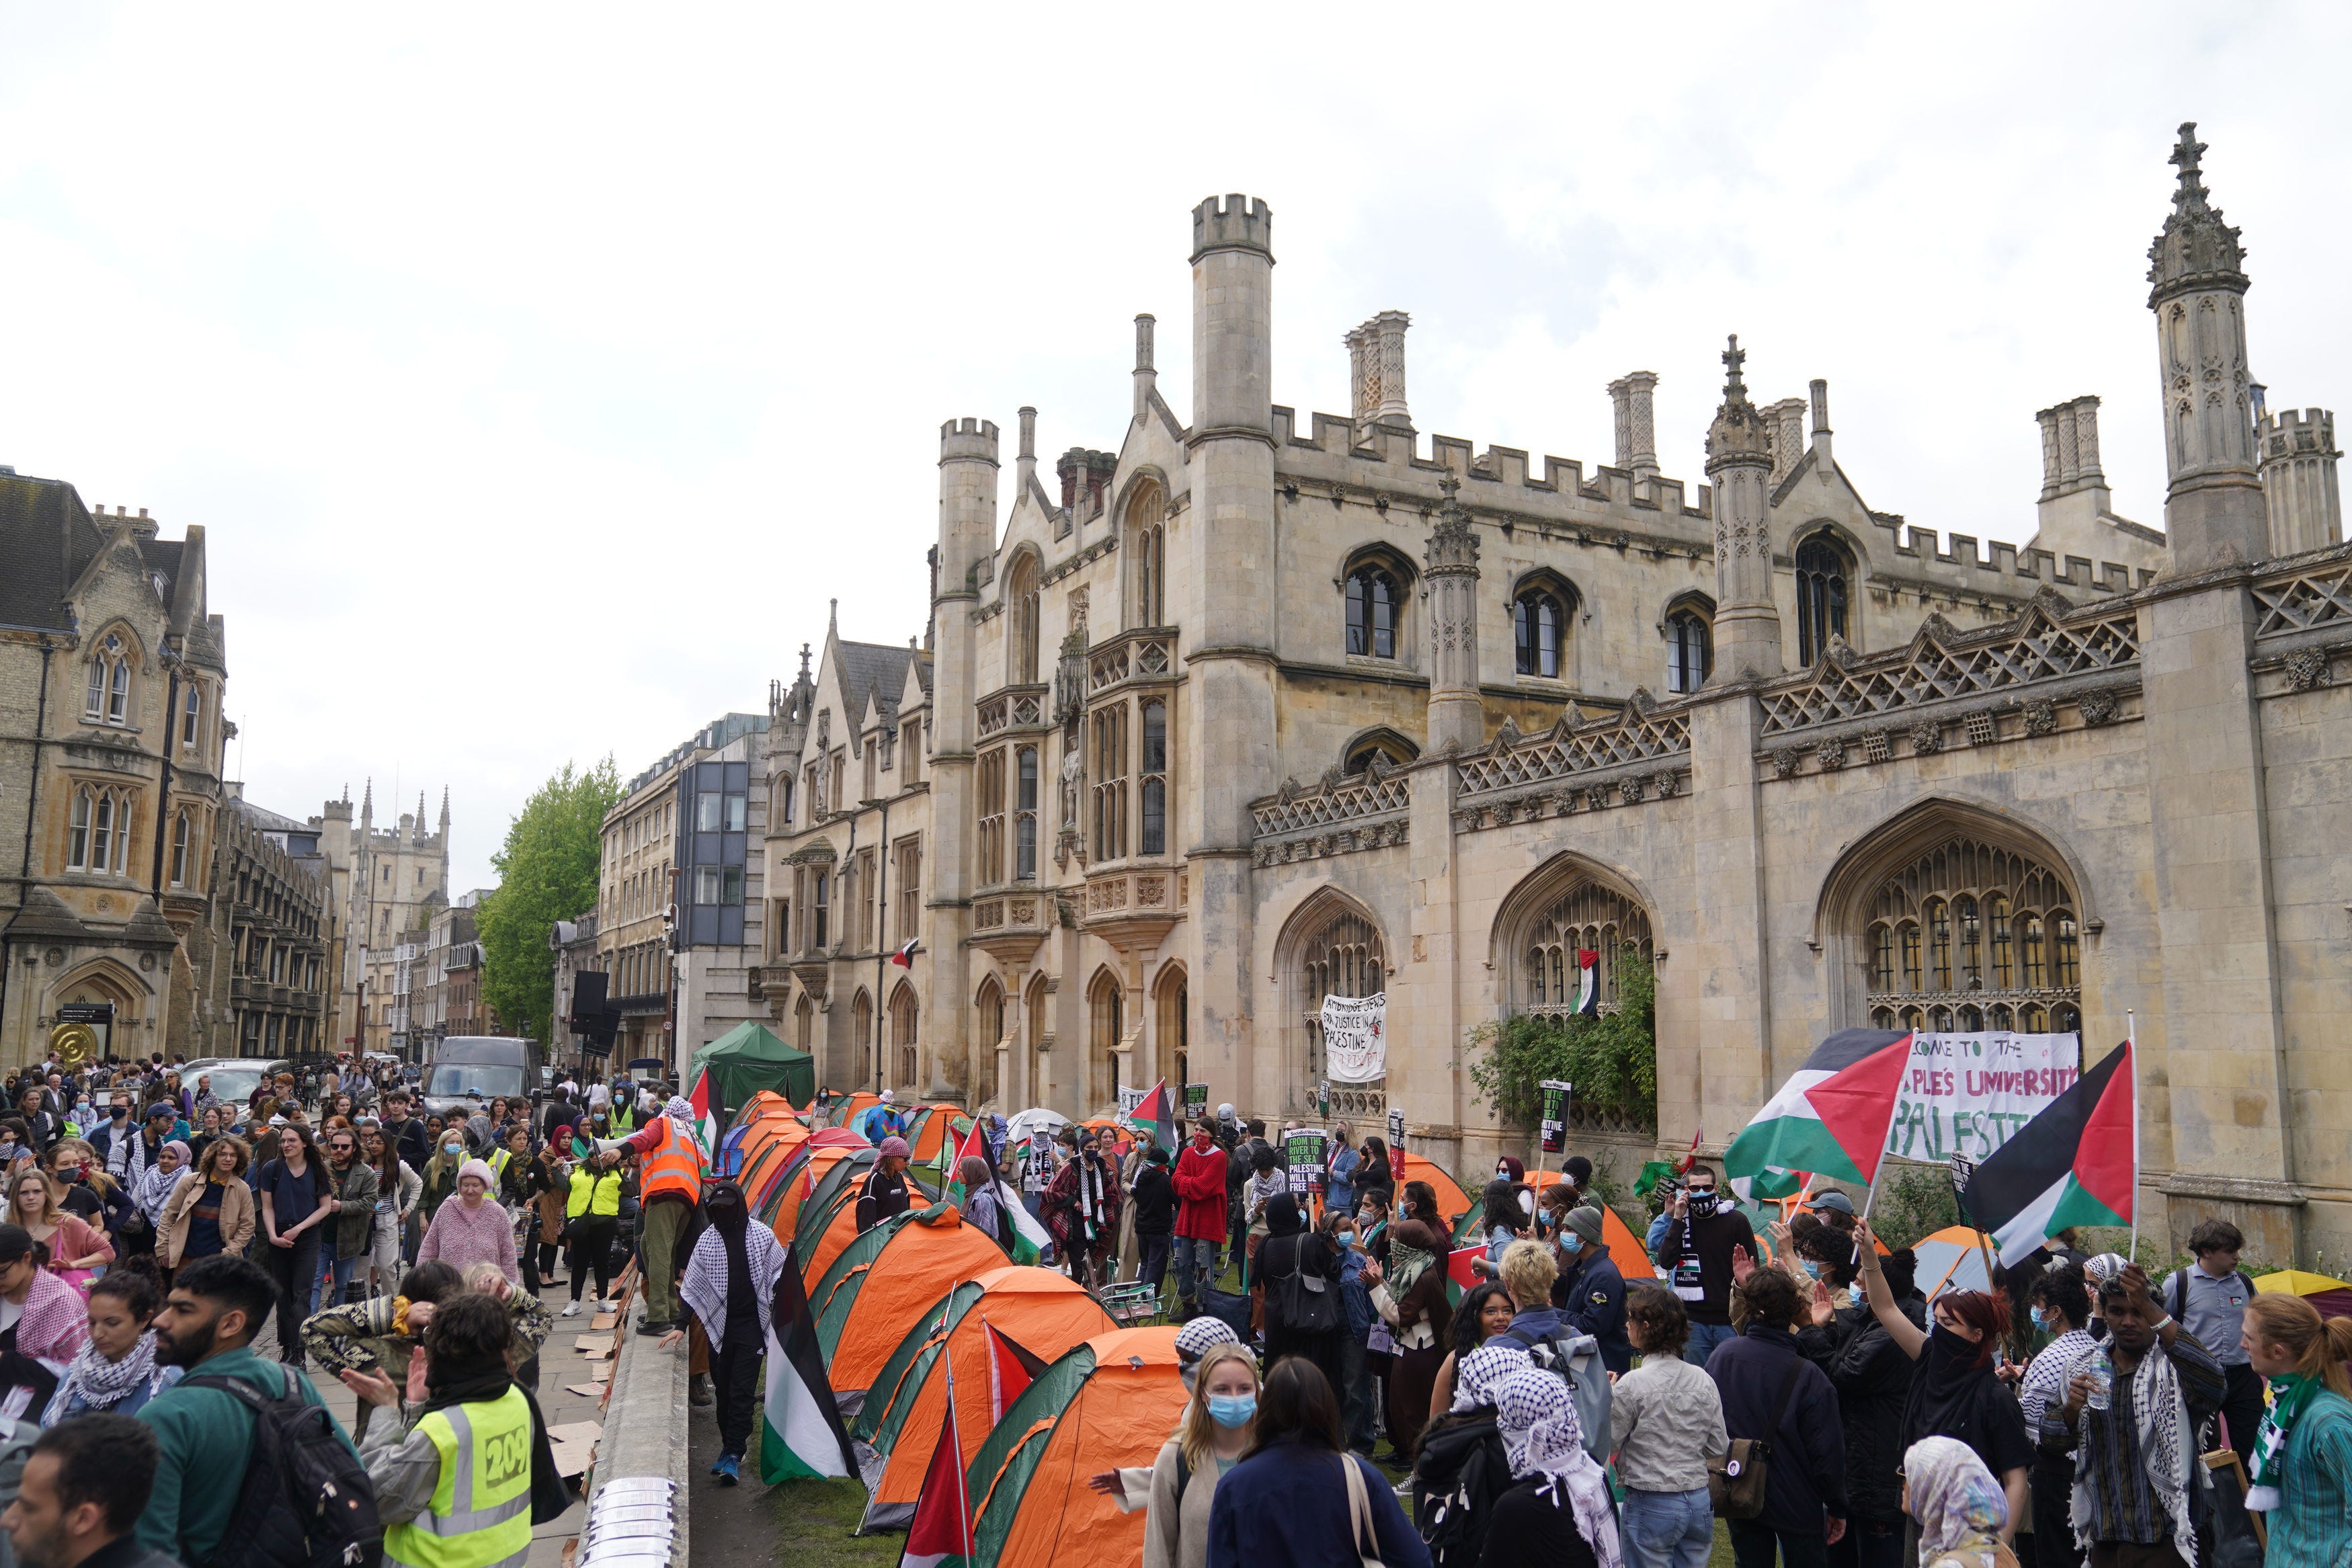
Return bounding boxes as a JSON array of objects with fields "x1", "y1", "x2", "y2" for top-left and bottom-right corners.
[
  {"x1": 2036, "y1": 397, "x2": 2108, "y2": 499},
  {"x1": 1346, "y1": 311, "x2": 1412, "y2": 428},
  {"x1": 1809, "y1": 378, "x2": 1834, "y2": 470},
  {"x1": 1607, "y1": 372, "x2": 1660, "y2": 481},
  {"x1": 1766, "y1": 398, "x2": 1807, "y2": 487},
  {"x1": 1133, "y1": 315, "x2": 1156, "y2": 421}
]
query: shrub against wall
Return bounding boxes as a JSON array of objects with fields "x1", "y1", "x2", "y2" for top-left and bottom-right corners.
[{"x1": 1466, "y1": 958, "x2": 1657, "y2": 1132}]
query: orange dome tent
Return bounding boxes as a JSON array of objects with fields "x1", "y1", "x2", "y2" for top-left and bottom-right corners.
[
  {"x1": 966, "y1": 1327, "x2": 1186, "y2": 1568},
  {"x1": 1519, "y1": 1173, "x2": 1656, "y2": 1280},
  {"x1": 812, "y1": 1205, "x2": 1010, "y2": 1395},
  {"x1": 905, "y1": 1103, "x2": 974, "y2": 1167},
  {"x1": 829, "y1": 1090, "x2": 882, "y2": 1130},
  {"x1": 761, "y1": 1142, "x2": 867, "y2": 1243},
  {"x1": 848, "y1": 1266, "x2": 1118, "y2": 1531},
  {"x1": 1396, "y1": 1151, "x2": 1473, "y2": 1231}
]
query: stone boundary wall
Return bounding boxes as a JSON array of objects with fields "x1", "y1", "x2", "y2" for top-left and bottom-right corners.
[{"x1": 587, "y1": 1294, "x2": 692, "y2": 1565}]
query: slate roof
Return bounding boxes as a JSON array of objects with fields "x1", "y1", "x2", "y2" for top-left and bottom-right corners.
[
  {"x1": 0, "y1": 471, "x2": 102, "y2": 631},
  {"x1": 836, "y1": 639, "x2": 909, "y2": 727}
]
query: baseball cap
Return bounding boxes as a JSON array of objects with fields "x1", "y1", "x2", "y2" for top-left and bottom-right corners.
[{"x1": 1808, "y1": 1190, "x2": 1857, "y2": 1217}]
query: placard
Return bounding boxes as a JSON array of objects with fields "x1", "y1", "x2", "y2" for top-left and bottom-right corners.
[
  {"x1": 1117, "y1": 1083, "x2": 1149, "y2": 1119},
  {"x1": 1539, "y1": 1079, "x2": 1573, "y2": 1155},
  {"x1": 1184, "y1": 1083, "x2": 1209, "y2": 1122},
  {"x1": 1387, "y1": 1106, "x2": 1406, "y2": 1153},
  {"x1": 1318, "y1": 992, "x2": 1387, "y2": 1083},
  {"x1": 1885, "y1": 1033, "x2": 2081, "y2": 1161},
  {"x1": 1285, "y1": 1128, "x2": 1328, "y2": 1195},
  {"x1": 1317, "y1": 1081, "x2": 1331, "y2": 1120}
]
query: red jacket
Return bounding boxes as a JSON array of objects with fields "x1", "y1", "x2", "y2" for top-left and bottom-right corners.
[{"x1": 1172, "y1": 1141, "x2": 1228, "y2": 1242}]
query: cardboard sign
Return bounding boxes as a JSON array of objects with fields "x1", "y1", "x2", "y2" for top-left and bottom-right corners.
[
  {"x1": 1285, "y1": 1127, "x2": 1328, "y2": 1195},
  {"x1": 1387, "y1": 1106, "x2": 1406, "y2": 1153},
  {"x1": 1539, "y1": 1079, "x2": 1574, "y2": 1155}
]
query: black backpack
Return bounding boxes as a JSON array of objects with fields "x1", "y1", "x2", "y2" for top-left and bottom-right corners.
[
  {"x1": 1412, "y1": 1412, "x2": 1512, "y2": 1568},
  {"x1": 182, "y1": 1370, "x2": 380, "y2": 1568}
]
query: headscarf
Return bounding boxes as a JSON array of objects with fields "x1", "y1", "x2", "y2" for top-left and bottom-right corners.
[
  {"x1": 1450, "y1": 1342, "x2": 1531, "y2": 1412},
  {"x1": 1496, "y1": 1367, "x2": 1622, "y2": 1568},
  {"x1": 1386, "y1": 1219, "x2": 1443, "y2": 1294},
  {"x1": 42, "y1": 1328, "x2": 161, "y2": 1426},
  {"x1": 879, "y1": 1137, "x2": 910, "y2": 1161},
  {"x1": 664, "y1": 1096, "x2": 696, "y2": 1137},
  {"x1": 957, "y1": 1156, "x2": 993, "y2": 1189},
  {"x1": 1265, "y1": 1193, "x2": 1305, "y2": 1238},
  {"x1": 546, "y1": 1126, "x2": 573, "y2": 1158},
  {"x1": 1902, "y1": 1435, "x2": 2009, "y2": 1568}
]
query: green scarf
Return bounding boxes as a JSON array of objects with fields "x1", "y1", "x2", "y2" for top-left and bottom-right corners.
[
  {"x1": 1388, "y1": 1239, "x2": 1435, "y2": 1294},
  {"x1": 2246, "y1": 1372, "x2": 2318, "y2": 1506}
]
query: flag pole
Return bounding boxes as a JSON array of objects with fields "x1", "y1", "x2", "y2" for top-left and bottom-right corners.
[{"x1": 2126, "y1": 1012, "x2": 2140, "y2": 1262}]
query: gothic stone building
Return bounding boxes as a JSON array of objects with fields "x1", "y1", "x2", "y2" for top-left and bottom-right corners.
[{"x1": 760, "y1": 126, "x2": 2349, "y2": 1262}]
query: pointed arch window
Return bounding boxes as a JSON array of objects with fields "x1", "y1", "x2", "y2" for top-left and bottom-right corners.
[
  {"x1": 1861, "y1": 836, "x2": 2081, "y2": 1032},
  {"x1": 1795, "y1": 534, "x2": 1851, "y2": 666},
  {"x1": 181, "y1": 685, "x2": 202, "y2": 750},
  {"x1": 1345, "y1": 567, "x2": 1397, "y2": 659},
  {"x1": 1513, "y1": 586, "x2": 1568, "y2": 677},
  {"x1": 1518, "y1": 880, "x2": 1654, "y2": 1014},
  {"x1": 1666, "y1": 605, "x2": 1713, "y2": 694},
  {"x1": 1139, "y1": 700, "x2": 1168, "y2": 856},
  {"x1": 1293, "y1": 907, "x2": 1385, "y2": 1089},
  {"x1": 85, "y1": 634, "x2": 132, "y2": 725},
  {"x1": 1010, "y1": 556, "x2": 1041, "y2": 684},
  {"x1": 1129, "y1": 483, "x2": 1167, "y2": 626},
  {"x1": 68, "y1": 790, "x2": 93, "y2": 870},
  {"x1": 1014, "y1": 746, "x2": 1039, "y2": 880}
]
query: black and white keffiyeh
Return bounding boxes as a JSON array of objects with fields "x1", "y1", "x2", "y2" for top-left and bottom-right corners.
[
  {"x1": 2066, "y1": 1339, "x2": 2195, "y2": 1557},
  {"x1": 2019, "y1": 1328, "x2": 2096, "y2": 1434},
  {"x1": 42, "y1": 1329, "x2": 160, "y2": 1424},
  {"x1": 1496, "y1": 1366, "x2": 1622, "y2": 1568},
  {"x1": 1450, "y1": 1342, "x2": 1531, "y2": 1412}
]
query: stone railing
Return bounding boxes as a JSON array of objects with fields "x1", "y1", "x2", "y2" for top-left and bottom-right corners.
[
  {"x1": 1453, "y1": 700, "x2": 1691, "y2": 800},
  {"x1": 1088, "y1": 628, "x2": 1178, "y2": 692},
  {"x1": 977, "y1": 684, "x2": 1049, "y2": 738},
  {"x1": 2250, "y1": 549, "x2": 2352, "y2": 641},
  {"x1": 1250, "y1": 768, "x2": 1412, "y2": 866},
  {"x1": 1758, "y1": 591, "x2": 2142, "y2": 738}
]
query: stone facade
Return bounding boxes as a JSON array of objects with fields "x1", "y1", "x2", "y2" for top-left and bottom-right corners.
[
  {"x1": 756, "y1": 130, "x2": 2349, "y2": 1263},
  {"x1": 0, "y1": 477, "x2": 234, "y2": 1069},
  {"x1": 194, "y1": 792, "x2": 333, "y2": 1059},
  {"x1": 339, "y1": 786, "x2": 452, "y2": 1060}
]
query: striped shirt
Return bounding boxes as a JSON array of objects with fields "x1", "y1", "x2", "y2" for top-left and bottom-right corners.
[
  {"x1": 2041, "y1": 1333, "x2": 2224, "y2": 1544},
  {"x1": 2263, "y1": 1386, "x2": 2352, "y2": 1568}
]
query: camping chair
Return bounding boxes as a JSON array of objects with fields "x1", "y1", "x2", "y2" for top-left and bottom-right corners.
[{"x1": 1096, "y1": 1280, "x2": 1161, "y2": 1327}]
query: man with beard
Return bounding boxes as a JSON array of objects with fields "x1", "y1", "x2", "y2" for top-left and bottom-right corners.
[
  {"x1": 0, "y1": 1414, "x2": 182, "y2": 1568},
  {"x1": 671, "y1": 1180, "x2": 786, "y2": 1484},
  {"x1": 132, "y1": 1253, "x2": 360, "y2": 1565}
]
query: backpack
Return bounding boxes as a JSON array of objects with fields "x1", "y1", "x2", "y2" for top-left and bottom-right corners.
[
  {"x1": 2167, "y1": 1267, "x2": 2255, "y2": 1323},
  {"x1": 1411, "y1": 1413, "x2": 1511, "y2": 1568},
  {"x1": 182, "y1": 1369, "x2": 380, "y2": 1568},
  {"x1": 1500, "y1": 1325, "x2": 1614, "y2": 1464}
]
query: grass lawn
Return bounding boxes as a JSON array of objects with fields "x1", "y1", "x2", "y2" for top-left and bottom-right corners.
[{"x1": 760, "y1": 1477, "x2": 905, "y2": 1567}]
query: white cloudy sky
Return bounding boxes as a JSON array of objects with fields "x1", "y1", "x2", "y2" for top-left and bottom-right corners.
[{"x1": 3, "y1": 5, "x2": 2345, "y2": 889}]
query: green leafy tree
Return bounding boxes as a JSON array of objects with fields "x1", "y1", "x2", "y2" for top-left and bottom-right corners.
[
  {"x1": 1464, "y1": 958, "x2": 1658, "y2": 1132},
  {"x1": 479, "y1": 758, "x2": 622, "y2": 1045}
]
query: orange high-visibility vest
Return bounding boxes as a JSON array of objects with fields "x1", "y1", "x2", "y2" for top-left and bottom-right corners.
[{"x1": 639, "y1": 1116, "x2": 706, "y2": 1202}]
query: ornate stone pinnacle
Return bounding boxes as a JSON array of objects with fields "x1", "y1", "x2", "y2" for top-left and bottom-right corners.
[
  {"x1": 1705, "y1": 333, "x2": 1771, "y2": 471},
  {"x1": 2148, "y1": 120, "x2": 2245, "y2": 304},
  {"x1": 1424, "y1": 472, "x2": 1479, "y2": 571}
]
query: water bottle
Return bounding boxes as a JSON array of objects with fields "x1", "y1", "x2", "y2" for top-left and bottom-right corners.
[{"x1": 2085, "y1": 1348, "x2": 2113, "y2": 1412}]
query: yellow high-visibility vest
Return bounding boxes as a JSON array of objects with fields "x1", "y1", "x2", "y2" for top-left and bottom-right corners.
[
  {"x1": 566, "y1": 1166, "x2": 622, "y2": 1219},
  {"x1": 381, "y1": 1385, "x2": 532, "y2": 1568}
]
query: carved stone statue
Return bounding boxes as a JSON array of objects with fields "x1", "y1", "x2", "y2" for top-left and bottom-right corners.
[{"x1": 1059, "y1": 741, "x2": 1084, "y2": 829}]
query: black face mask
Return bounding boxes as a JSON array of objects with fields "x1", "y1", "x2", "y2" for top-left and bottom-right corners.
[
  {"x1": 110, "y1": 1107, "x2": 128, "y2": 1120},
  {"x1": 1687, "y1": 1188, "x2": 1721, "y2": 1217}
]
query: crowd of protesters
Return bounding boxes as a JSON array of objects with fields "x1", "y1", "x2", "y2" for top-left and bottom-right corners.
[{"x1": 0, "y1": 1048, "x2": 698, "y2": 1565}]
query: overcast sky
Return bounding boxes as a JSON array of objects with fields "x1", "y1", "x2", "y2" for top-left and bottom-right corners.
[{"x1": 3, "y1": 5, "x2": 2345, "y2": 890}]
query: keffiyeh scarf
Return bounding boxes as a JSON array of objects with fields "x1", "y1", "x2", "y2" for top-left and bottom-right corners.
[
  {"x1": 2020, "y1": 1328, "x2": 2096, "y2": 1434},
  {"x1": 679, "y1": 1223, "x2": 786, "y2": 1345},
  {"x1": 42, "y1": 1329, "x2": 160, "y2": 1424},
  {"x1": 2069, "y1": 1339, "x2": 2195, "y2": 1557},
  {"x1": 2244, "y1": 1371, "x2": 2318, "y2": 1512},
  {"x1": 1451, "y1": 1342, "x2": 1531, "y2": 1412},
  {"x1": 1904, "y1": 1434, "x2": 2009, "y2": 1568},
  {"x1": 1072, "y1": 1155, "x2": 1109, "y2": 1245},
  {"x1": 1495, "y1": 1366, "x2": 1622, "y2": 1568}
]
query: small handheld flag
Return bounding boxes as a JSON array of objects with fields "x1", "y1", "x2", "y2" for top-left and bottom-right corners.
[
  {"x1": 1125, "y1": 1079, "x2": 1179, "y2": 1155},
  {"x1": 687, "y1": 1069, "x2": 719, "y2": 1155}
]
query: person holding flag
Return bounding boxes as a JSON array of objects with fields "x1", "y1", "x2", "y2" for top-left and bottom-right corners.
[{"x1": 596, "y1": 1094, "x2": 708, "y2": 1335}]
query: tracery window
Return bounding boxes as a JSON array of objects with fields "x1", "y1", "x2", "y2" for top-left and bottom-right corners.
[
  {"x1": 69, "y1": 786, "x2": 132, "y2": 874},
  {"x1": 1130, "y1": 483, "x2": 1166, "y2": 626},
  {"x1": 1513, "y1": 586, "x2": 1568, "y2": 678},
  {"x1": 1519, "y1": 881, "x2": 1653, "y2": 1015},
  {"x1": 1092, "y1": 706, "x2": 1128, "y2": 862},
  {"x1": 1666, "y1": 605, "x2": 1713, "y2": 694},
  {"x1": 1139, "y1": 701, "x2": 1168, "y2": 856},
  {"x1": 85, "y1": 634, "x2": 132, "y2": 725},
  {"x1": 1010, "y1": 556, "x2": 1041, "y2": 684},
  {"x1": 1795, "y1": 534, "x2": 1851, "y2": 667},
  {"x1": 1296, "y1": 909, "x2": 1384, "y2": 1085},
  {"x1": 1014, "y1": 747, "x2": 1038, "y2": 880},
  {"x1": 1346, "y1": 568, "x2": 1397, "y2": 660},
  {"x1": 976, "y1": 749, "x2": 1006, "y2": 886},
  {"x1": 1863, "y1": 836, "x2": 2081, "y2": 1034}
]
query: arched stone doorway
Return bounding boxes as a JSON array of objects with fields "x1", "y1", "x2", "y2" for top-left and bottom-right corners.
[{"x1": 1276, "y1": 890, "x2": 1389, "y2": 1120}]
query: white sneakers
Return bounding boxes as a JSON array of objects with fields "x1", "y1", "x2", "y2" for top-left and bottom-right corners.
[{"x1": 563, "y1": 1301, "x2": 581, "y2": 1317}]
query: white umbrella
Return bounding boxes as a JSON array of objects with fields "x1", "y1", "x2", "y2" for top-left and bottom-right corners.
[{"x1": 1005, "y1": 1107, "x2": 1069, "y2": 1143}]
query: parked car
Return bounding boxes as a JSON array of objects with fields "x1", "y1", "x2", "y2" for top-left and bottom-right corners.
[{"x1": 179, "y1": 1057, "x2": 293, "y2": 1110}]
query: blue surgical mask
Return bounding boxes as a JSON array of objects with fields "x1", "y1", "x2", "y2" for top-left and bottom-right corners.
[
  {"x1": 1207, "y1": 1395, "x2": 1256, "y2": 1429},
  {"x1": 2029, "y1": 1307, "x2": 2048, "y2": 1333},
  {"x1": 1801, "y1": 1260, "x2": 1822, "y2": 1280}
]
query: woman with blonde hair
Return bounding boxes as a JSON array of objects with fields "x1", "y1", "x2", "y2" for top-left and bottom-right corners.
[
  {"x1": 1143, "y1": 1341, "x2": 1261, "y2": 1568},
  {"x1": 2238, "y1": 1291, "x2": 2352, "y2": 1559},
  {"x1": 2, "y1": 1167, "x2": 114, "y2": 1292}
]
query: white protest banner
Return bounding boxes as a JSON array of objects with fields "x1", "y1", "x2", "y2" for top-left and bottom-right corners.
[
  {"x1": 1320, "y1": 992, "x2": 1387, "y2": 1082},
  {"x1": 1117, "y1": 1083, "x2": 1149, "y2": 1119},
  {"x1": 1883, "y1": 1032, "x2": 2080, "y2": 1162}
]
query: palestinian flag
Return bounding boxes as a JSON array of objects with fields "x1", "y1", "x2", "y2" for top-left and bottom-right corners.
[
  {"x1": 1574, "y1": 950, "x2": 1600, "y2": 1016},
  {"x1": 760, "y1": 1245, "x2": 858, "y2": 1483},
  {"x1": 1962, "y1": 1039, "x2": 2135, "y2": 1267},
  {"x1": 687, "y1": 1067, "x2": 718, "y2": 1155},
  {"x1": 944, "y1": 1118, "x2": 1047, "y2": 1266},
  {"x1": 899, "y1": 1360, "x2": 974, "y2": 1568},
  {"x1": 1447, "y1": 1244, "x2": 1487, "y2": 1292},
  {"x1": 1125, "y1": 1078, "x2": 1179, "y2": 1155},
  {"x1": 1724, "y1": 1030, "x2": 1912, "y2": 1203},
  {"x1": 983, "y1": 1317, "x2": 1048, "y2": 1422}
]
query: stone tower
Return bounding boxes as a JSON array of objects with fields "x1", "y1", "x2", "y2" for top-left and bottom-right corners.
[
  {"x1": 2148, "y1": 122, "x2": 2268, "y2": 571},
  {"x1": 1183, "y1": 194, "x2": 1279, "y2": 1105},
  {"x1": 1703, "y1": 335, "x2": 1785, "y2": 678},
  {"x1": 2257, "y1": 407, "x2": 2343, "y2": 556},
  {"x1": 1423, "y1": 476, "x2": 1484, "y2": 752},
  {"x1": 930, "y1": 415, "x2": 998, "y2": 1094}
]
